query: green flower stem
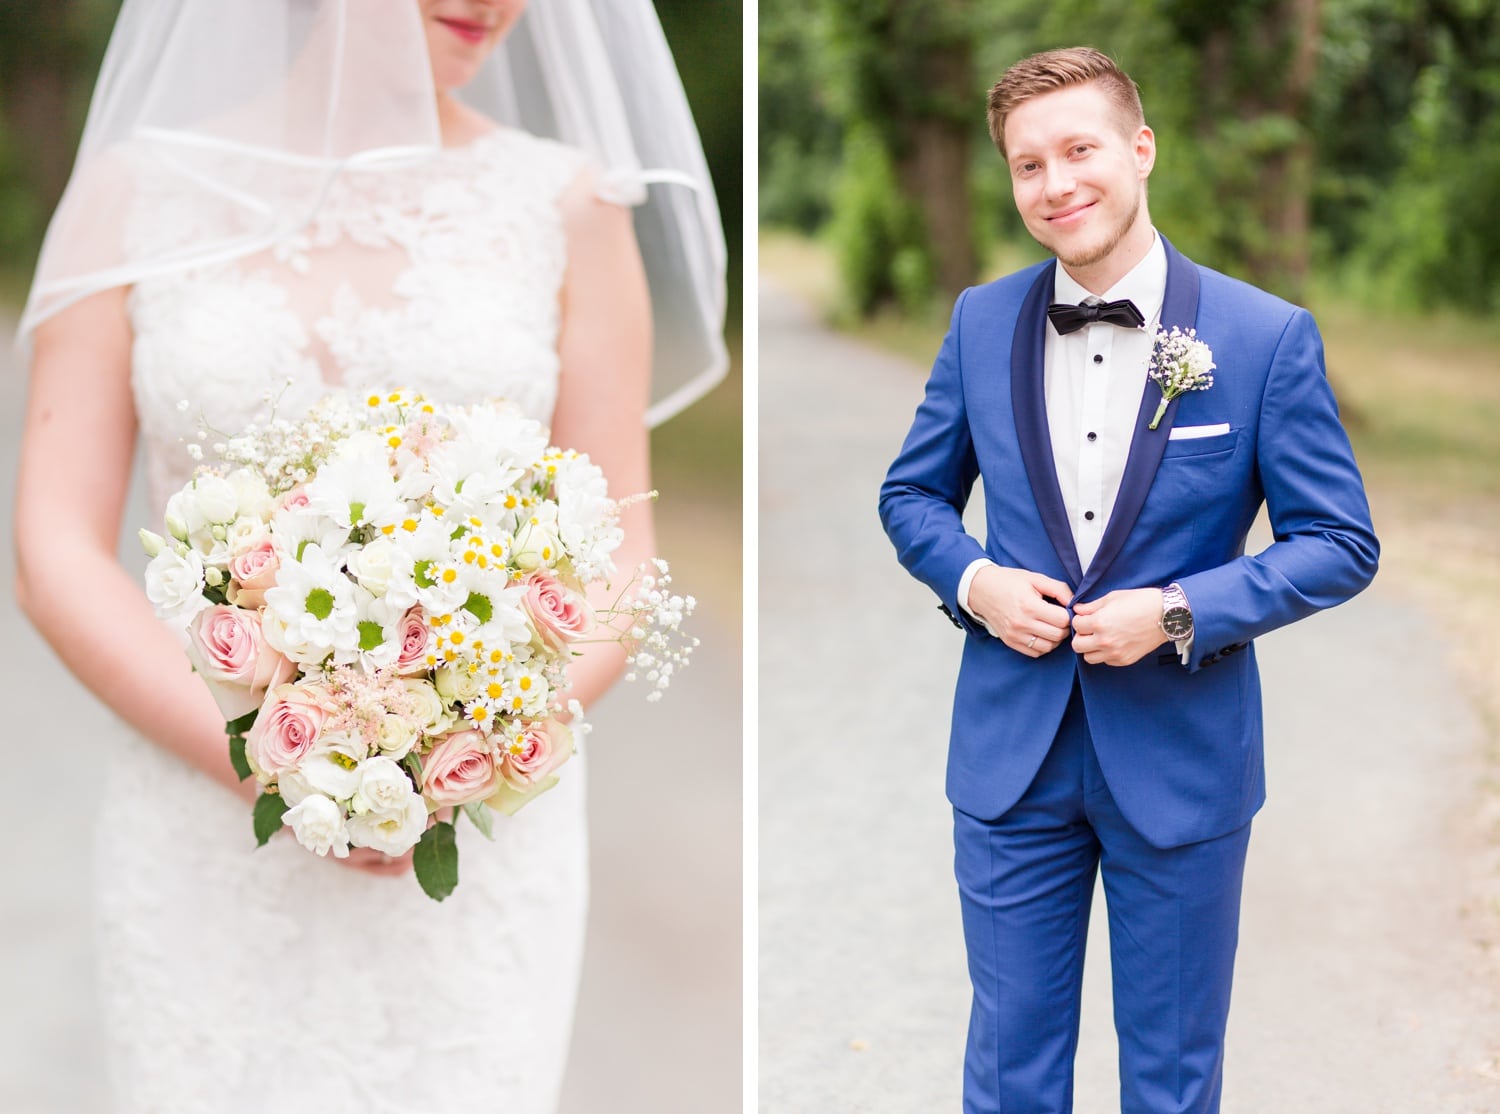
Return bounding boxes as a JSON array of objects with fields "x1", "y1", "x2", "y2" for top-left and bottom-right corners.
[{"x1": 1148, "y1": 396, "x2": 1170, "y2": 431}]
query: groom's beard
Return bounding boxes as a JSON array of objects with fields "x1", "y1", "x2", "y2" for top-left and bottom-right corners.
[{"x1": 1038, "y1": 190, "x2": 1143, "y2": 273}]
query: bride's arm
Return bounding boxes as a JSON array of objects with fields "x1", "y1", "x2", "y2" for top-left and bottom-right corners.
[
  {"x1": 15, "y1": 288, "x2": 255, "y2": 804},
  {"x1": 547, "y1": 172, "x2": 657, "y2": 713}
]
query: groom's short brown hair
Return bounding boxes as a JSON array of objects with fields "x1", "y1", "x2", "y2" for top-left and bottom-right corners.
[{"x1": 987, "y1": 47, "x2": 1144, "y2": 159}]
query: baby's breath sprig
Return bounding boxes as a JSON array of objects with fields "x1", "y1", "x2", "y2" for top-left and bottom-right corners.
[
  {"x1": 612, "y1": 558, "x2": 699, "y2": 702},
  {"x1": 214, "y1": 395, "x2": 366, "y2": 495},
  {"x1": 1146, "y1": 326, "x2": 1216, "y2": 430}
]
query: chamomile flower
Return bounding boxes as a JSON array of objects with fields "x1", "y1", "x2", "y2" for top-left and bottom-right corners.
[
  {"x1": 262, "y1": 543, "x2": 360, "y2": 664},
  {"x1": 302, "y1": 431, "x2": 405, "y2": 530}
]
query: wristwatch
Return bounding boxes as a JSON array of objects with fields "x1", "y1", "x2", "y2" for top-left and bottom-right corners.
[{"x1": 1160, "y1": 582, "x2": 1193, "y2": 641}]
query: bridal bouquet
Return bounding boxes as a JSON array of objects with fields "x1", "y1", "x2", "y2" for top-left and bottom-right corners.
[{"x1": 140, "y1": 389, "x2": 694, "y2": 900}]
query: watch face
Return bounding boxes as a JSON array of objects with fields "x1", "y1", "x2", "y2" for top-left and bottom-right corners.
[{"x1": 1163, "y1": 606, "x2": 1193, "y2": 639}]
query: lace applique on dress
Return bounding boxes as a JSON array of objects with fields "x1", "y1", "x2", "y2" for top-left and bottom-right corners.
[{"x1": 128, "y1": 129, "x2": 582, "y2": 513}]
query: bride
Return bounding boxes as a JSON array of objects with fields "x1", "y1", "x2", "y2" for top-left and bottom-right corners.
[{"x1": 13, "y1": 1, "x2": 726, "y2": 1111}]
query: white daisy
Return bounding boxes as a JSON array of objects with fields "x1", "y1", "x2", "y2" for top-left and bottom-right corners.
[{"x1": 263, "y1": 543, "x2": 360, "y2": 664}]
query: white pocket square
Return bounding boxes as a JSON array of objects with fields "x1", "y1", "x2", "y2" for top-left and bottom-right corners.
[{"x1": 1168, "y1": 423, "x2": 1230, "y2": 440}]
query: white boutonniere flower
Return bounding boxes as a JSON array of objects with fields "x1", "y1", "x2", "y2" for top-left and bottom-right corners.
[{"x1": 1147, "y1": 327, "x2": 1216, "y2": 430}]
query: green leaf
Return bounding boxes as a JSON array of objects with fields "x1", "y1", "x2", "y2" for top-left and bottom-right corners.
[
  {"x1": 228, "y1": 735, "x2": 252, "y2": 782},
  {"x1": 225, "y1": 709, "x2": 259, "y2": 735},
  {"x1": 461, "y1": 801, "x2": 495, "y2": 840},
  {"x1": 414, "y1": 559, "x2": 435, "y2": 588},
  {"x1": 358, "y1": 620, "x2": 385, "y2": 652},
  {"x1": 203, "y1": 583, "x2": 229, "y2": 605},
  {"x1": 401, "y1": 750, "x2": 424, "y2": 788},
  {"x1": 252, "y1": 792, "x2": 288, "y2": 847},
  {"x1": 462, "y1": 592, "x2": 492, "y2": 624},
  {"x1": 304, "y1": 587, "x2": 334, "y2": 620},
  {"x1": 414, "y1": 821, "x2": 459, "y2": 901}
]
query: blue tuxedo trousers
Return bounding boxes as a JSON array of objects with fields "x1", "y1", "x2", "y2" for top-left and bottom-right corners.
[{"x1": 954, "y1": 682, "x2": 1251, "y2": 1114}]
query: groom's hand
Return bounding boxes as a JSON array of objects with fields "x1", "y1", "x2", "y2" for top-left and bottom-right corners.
[
  {"x1": 1070, "y1": 589, "x2": 1168, "y2": 666},
  {"x1": 968, "y1": 565, "x2": 1072, "y2": 658}
]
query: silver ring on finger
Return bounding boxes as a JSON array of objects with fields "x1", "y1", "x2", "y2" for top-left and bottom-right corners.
[{"x1": 1026, "y1": 634, "x2": 1038, "y2": 649}]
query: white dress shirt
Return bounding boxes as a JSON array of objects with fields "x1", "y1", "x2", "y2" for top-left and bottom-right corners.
[{"x1": 959, "y1": 233, "x2": 1187, "y2": 657}]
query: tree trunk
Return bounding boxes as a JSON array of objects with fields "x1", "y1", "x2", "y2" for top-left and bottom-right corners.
[
  {"x1": 7, "y1": 65, "x2": 74, "y2": 217},
  {"x1": 894, "y1": 33, "x2": 976, "y2": 298},
  {"x1": 1255, "y1": 0, "x2": 1320, "y2": 301},
  {"x1": 0, "y1": 0, "x2": 81, "y2": 226}
]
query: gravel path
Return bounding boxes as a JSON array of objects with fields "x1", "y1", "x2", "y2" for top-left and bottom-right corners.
[
  {"x1": 0, "y1": 313, "x2": 741, "y2": 1114},
  {"x1": 758, "y1": 276, "x2": 1500, "y2": 1113}
]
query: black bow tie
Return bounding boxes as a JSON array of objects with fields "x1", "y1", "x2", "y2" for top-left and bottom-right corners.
[{"x1": 1046, "y1": 298, "x2": 1145, "y2": 335}]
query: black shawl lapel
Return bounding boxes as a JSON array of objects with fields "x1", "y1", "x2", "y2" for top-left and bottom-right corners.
[{"x1": 1010, "y1": 261, "x2": 1085, "y2": 587}]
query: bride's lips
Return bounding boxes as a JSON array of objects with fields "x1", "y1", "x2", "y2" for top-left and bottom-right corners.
[{"x1": 436, "y1": 17, "x2": 490, "y2": 45}]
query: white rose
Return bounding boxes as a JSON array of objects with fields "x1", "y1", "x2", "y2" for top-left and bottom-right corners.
[
  {"x1": 227, "y1": 468, "x2": 274, "y2": 520},
  {"x1": 144, "y1": 548, "x2": 209, "y2": 629},
  {"x1": 351, "y1": 756, "x2": 418, "y2": 817},
  {"x1": 345, "y1": 793, "x2": 427, "y2": 855},
  {"x1": 374, "y1": 713, "x2": 421, "y2": 759},
  {"x1": 512, "y1": 521, "x2": 561, "y2": 571},
  {"x1": 223, "y1": 515, "x2": 268, "y2": 554},
  {"x1": 401, "y1": 678, "x2": 453, "y2": 735},
  {"x1": 163, "y1": 490, "x2": 199, "y2": 543},
  {"x1": 276, "y1": 767, "x2": 315, "y2": 806},
  {"x1": 193, "y1": 474, "x2": 241, "y2": 524},
  {"x1": 347, "y1": 537, "x2": 412, "y2": 600},
  {"x1": 433, "y1": 665, "x2": 483, "y2": 704},
  {"x1": 283, "y1": 794, "x2": 350, "y2": 858}
]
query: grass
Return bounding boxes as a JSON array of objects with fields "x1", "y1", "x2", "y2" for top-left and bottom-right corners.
[
  {"x1": 760, "y1": 228, "x2": 1500, "y2": 737},
  {"x1": 1314, "y1": 301, "x2": 1500, "y2": 741}
]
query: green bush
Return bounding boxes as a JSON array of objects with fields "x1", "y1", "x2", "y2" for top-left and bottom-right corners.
[
  {"x1": 759, "y1": 134, "x2": 835, "y2": 233},
  {"x1": 825, "y1": 124, "x2": 934, "y2": 316}
]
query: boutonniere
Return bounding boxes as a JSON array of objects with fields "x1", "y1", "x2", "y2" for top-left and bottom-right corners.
[{"x1": 1146, "y1": 326, "x2": 1216, "y2": 430}]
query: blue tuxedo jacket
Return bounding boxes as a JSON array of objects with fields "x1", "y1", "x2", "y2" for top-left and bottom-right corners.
[{"x1": 878, "y1": 238, "x2": 1379, "y2": 849}]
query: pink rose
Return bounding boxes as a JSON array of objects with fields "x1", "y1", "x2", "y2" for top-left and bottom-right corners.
[
  {"x1": 246, "y1": 683, "x2": 332, "y2": 777},
  {"x1": 421, "y1": 730, "x2": 500, "y2": 807},
  {"x1": 226, "y1": 539, "x2": 281, "y2": 609},
  {"x1": 279, "y1": 486, "x2": 310, "y2": 511},
  {"x1": 393, "y1": 607, "x2": 432, "y2": 675},
  {"x1": 522, "y1": 570, "x2": 594, "y2": 651},
  {"x1": 185, "y1": 605, "x2": 296, "y2": 719},
  {"x1": 499, "y1": 720, "x2": 574, "y2": 790}
]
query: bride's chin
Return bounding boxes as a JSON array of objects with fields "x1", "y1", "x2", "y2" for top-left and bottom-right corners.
[{"x1": 430, "y1": 53, "x2": 490, "y2": 93}]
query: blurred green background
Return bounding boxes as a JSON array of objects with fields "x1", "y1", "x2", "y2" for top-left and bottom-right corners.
[{"x1": 760, "y1": 0, "x2": 1500, "y2": 732}]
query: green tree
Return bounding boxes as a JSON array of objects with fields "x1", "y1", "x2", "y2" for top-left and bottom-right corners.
[
  {"x1": 0, "y1": 0, "x2": 115, "y2": 281},
  {"x1": 817, "y1": 0, "x2": 985, "y2": 309}
]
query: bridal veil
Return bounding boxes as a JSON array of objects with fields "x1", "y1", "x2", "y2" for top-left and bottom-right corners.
[{"x1": 20, "y1": 0, "x2": 728, "y2": 426}]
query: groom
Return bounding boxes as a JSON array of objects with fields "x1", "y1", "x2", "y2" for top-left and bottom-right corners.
[{"x1": 879, "y1": 47, "x2": 1378, "y2": 1113}]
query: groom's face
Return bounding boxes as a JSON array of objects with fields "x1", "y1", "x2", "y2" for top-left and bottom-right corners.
[{"x1": 1002, "y1": 82, "x2": 1155, "y2": 274}]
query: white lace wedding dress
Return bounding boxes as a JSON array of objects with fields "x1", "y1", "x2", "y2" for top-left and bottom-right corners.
[{"x1": 99, "y1": 129, "x2": 590, "y2": 1113}]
